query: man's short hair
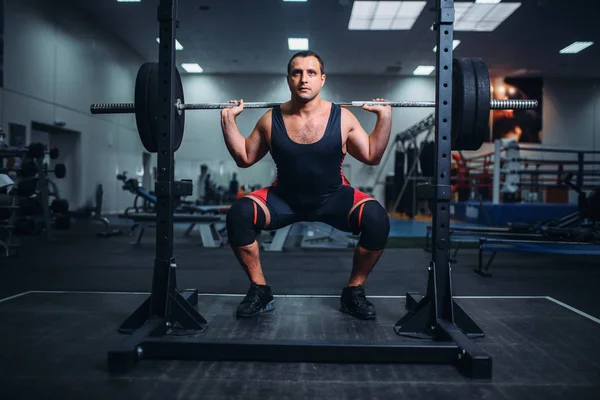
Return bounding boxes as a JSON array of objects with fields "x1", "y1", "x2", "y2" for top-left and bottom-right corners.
[{"x1": 287, "y1": 51, "x2": 325, "y2": 75}]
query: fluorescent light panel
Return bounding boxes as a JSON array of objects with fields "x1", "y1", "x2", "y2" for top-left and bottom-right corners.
[
  {"x1": 181, "y1": 63, "x2": 203, "y2": 73},
  {"x1": 434, "y1": 40, "x2": 461, "y2": 52},
  {"x1": 288, "y1": 38, "x2": 309, "y2": 50},
  {"x1": 413, "y1": 65, "x2": 435, "y2": 75},
  {"x1": 454, "y1": 2, "x2": 521, "y2": 32},
  {"x1": 348, "y1": 1, "x2": 427, "y2": 31},
  {"x1": 156, "y1": 38, "x2": 184, "y2": 50},
  {"x1": 559, "y1": 41, "x2": 594, "y2": 54},
  {"x1": 283, "y1": 0, "x2": 307, "y2": 2},
  {"x1": 117, "y1": 0, "x2": 141, "y2": 2}
]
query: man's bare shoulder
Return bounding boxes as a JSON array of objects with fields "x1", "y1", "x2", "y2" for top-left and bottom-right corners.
[
  {"x1": 340, "y1": 106, "x2": 359, "y2": 125},
  {"x1": 255, "y1": 109, "x2": 273, "y2": 138}
]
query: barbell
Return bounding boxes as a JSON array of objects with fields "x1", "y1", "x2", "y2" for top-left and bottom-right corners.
[
  {"x1": 0, "y1": 143, "x2": 60, "y2": 160},
  {"x1": 90, "y1": 57, "x2": 537, "y2": 153}
]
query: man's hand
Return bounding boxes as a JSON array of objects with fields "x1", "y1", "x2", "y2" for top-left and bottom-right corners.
[
  {"x1": 362, "y1": 98, "x2": 392, "y2": 117},
  {"x1": 221, "y1": 99, "x2": 245, "y2": 119}
]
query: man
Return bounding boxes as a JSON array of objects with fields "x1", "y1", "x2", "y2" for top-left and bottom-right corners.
[
  {"x1": 220, "y1": 51, "x2": 392, "y2": 320},
  {"x1": 228, "y1": 172, "x2": 240, "y2": 201}
]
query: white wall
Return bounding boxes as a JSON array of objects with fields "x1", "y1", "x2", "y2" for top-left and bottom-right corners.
[
  {"x1": 178, "y1": 74, "x2": 436, "y2": 203},
  {"x1": 542, "y1": 79, "x2": 600, "y2": 151},
  {"x1": 2, "y1": 0, "x2": 144, "y2": 213}
]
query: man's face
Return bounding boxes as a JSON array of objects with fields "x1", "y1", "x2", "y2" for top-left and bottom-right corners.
[{"x1": 287, "y1": 56, "x2": 326, "y2": 102}]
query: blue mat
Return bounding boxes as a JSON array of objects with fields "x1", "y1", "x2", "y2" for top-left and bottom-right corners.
[
  {"x1": 450, "y1": 201, "x2": 576, "y2": 227},
  {"x1": 389, "y1": 219, "x2": 479, "y2": 238},
  {"x1": 481, "y1": 239, "x2": 600, "y2": 255}
]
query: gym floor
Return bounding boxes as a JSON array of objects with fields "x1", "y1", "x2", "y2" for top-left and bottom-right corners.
[{"x1": 1, "y1": 220, "x2": 599, "y2": 400}]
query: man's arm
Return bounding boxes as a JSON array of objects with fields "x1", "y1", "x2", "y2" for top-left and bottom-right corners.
[
  {"x1": 221, "y1": 101, "x2": 270, "y2": 168},
  {"x1": 344, "y1": 104, "x2": 392, "y2": 165}
]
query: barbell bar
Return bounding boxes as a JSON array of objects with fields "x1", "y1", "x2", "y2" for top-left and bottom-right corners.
[
  {"x1": 89, "y1": 58, "x2": 538, "y2": 153},
  {"x1": 91, "y1": 99, "x2": 537, "y2": 113}
]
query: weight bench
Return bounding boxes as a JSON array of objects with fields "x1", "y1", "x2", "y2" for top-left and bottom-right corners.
[
  {"x1": 424, "y1": 225, "x2": 544, "y2": 261},
  {"x1": 300, "y1": 222, "x2": 358, "y2": 250},
  {"x1": 477, "y1": 237, "x2": 600, "y2": 277},
  {"x1": 126, "y1": 213, "x2": 225, "y2": 247}
]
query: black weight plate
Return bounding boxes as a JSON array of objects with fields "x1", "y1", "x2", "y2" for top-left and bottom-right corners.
[
  {"x1": 134, "y1": 62, "x2": 185, "y2": 153},
  {"x1": 471, "y1": 58, "x2": 491, "y2": 150},
  {"x1": 173, "y1": 66, "x2": 185, "y2": 152},
  {"x1": 451, "y1": 58, "x2": 477, "y2": 150},
  {"x1": 54, "y1": 163, "x2": 67, "y2": 179},
  {"x1": 135, "y1": 62, "x2": 158, "y2": 153}
]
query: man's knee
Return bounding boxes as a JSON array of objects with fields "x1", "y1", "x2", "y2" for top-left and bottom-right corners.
[
  {"x1": 349, "y1": 201, "x2": 390, "y2": 251},
  {"x1": 226, "y1": 197, "x2": 266, "y2": 247}
]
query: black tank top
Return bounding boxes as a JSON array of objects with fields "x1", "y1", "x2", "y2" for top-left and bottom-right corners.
[{"x1": 270, "y1": 103, "x2": 349, "y2": 206}]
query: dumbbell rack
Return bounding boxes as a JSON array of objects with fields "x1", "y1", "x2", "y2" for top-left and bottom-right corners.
[{"x1": 0, "y1": 144, "x2": 65, "y2": 246}]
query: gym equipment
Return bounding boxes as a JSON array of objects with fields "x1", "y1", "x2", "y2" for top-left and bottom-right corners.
[
  {"x1": 118, "y1": 172, "x2": 227, "y2": 216},
  {"x1": 0, "y1": 161, "x2": 66, "y2": 179},
  {"x1": 300, "y1": 222, "x2": 358, "y2": 250},
  {"x1": 124, "y1": 212, "x2": 225, "y2": 247},
  {"x1": 16, "y1": 180, "x2": 37, "y2": 197},
  {"x1": 0, "y1": 143, "x2": 59, "y2": 160},
  {"x1": 93, "y1": 184, "x2": 123, "y2": 238},
  {"x1": 54, "y1": 216, "x2": 71, "y2": 230},
  {"x1": 91, "y1": 64, "x2": 536, "y2": 154},
  {"x1": 101, "y1": 0, "x2": 492, "y2": 379},
  {"x1": 118, "y1": 172, "x2": 158, "y2": 214},
  {"x1": 477, "y1": 238, "x2": 600, "y2": 277}
]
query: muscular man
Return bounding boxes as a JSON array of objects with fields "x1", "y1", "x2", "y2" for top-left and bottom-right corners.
[{"x1": 220, "y1": 51, "x2": 392, "y2": 320}]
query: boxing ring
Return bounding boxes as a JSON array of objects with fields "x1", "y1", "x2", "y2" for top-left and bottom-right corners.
[{"x1": 448, "y1": 140, "x2": 600, "y2": 226}]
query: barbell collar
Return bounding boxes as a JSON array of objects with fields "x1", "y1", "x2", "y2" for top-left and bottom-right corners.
[
  {"x1": 90, "y1": 103, "x2": 136, "y2": 114},
  {"x1": 89, "y1": 99, "x2": 538, "y2": 115},
  {"x1": 490, "y1": 99, "x2": 538, "y2": 110}
]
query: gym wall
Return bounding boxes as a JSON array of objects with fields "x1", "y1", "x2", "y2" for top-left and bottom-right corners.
[
  {"x1": 2, "y1": 0, "x2": 145, "y2": 213},
  {"x1": 543, "y1": 79, "x2": 600, "y2": 152},
  {"x1": 179, "y1": 74, "x2": 435, "y2": 204}
]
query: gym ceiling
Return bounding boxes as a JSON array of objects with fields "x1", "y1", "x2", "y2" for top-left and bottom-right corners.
[{"x1": 65, "y1": 0, "x2": 600, "y2": 78}]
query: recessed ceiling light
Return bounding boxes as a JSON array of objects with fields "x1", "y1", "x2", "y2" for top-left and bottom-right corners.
[
  {"x1": 288, "y1": 38, "x2": 309, "y2": 50},
  {"x1": 181, "y1": 63, "x2": 204, "y2": 73},
  {"x1": 413, "y1": 65, "x2": 435, "y2": 76},
  {"x1": 156, "y1": 38, "x2": 184, "y2": 50},
  {"x1": 433, "y1": 40, "x2": 461, "y2": 52},
  {"x1": 348, "y1": 1, "x2": 427, "y2": 31},
  {"x1": 454, "y1": 1, "x2": 521, "y2": 32},
  {"x1": 559, "y1": 41, "x2": 594, "y2": 54}
]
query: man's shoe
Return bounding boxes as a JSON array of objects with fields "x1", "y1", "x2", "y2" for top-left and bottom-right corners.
[
  {"x1": 339, "y1": 285, "x2": 376, "y2": 320},
  {"x1": 236, "y1": 282, "x2": 275, "y2": 318}
]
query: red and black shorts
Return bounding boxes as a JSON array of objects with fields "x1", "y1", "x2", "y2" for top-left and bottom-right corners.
[{"x1": 246, "y1": 185, "x2": 373, "y2": 233}]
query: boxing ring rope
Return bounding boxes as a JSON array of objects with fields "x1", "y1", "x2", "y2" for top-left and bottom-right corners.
[{"x1": 455, "y1": 140, "x2": 600, "y2": 205}]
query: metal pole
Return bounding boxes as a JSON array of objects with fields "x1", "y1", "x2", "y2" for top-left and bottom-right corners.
[
  {"x1": 149, "y1": 0, "x2": 178, "y2": 318},
  {"x1": 431, "y1": 0, "x2": 455, "y2": 322},
  {"x1": 493, "y1": 140, "x2": 501, "y2": 204}
]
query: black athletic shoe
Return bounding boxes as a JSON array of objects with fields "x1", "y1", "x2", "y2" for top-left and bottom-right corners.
[
  {"x1": 236, "y1": 283, "x2": 275, "y2": 318},
  {"x1": 339, "y1": 285, "x2": 376, "y2": 320}
]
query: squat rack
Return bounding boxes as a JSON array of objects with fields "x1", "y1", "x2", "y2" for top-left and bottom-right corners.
[{"x1": 108, "y1": 0, "x2": 492, "y2": 379}]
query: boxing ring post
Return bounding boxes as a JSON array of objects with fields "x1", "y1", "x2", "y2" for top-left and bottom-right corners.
[{"x1": 493, "y1": 140, "x2": 502, "y2": 205}]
